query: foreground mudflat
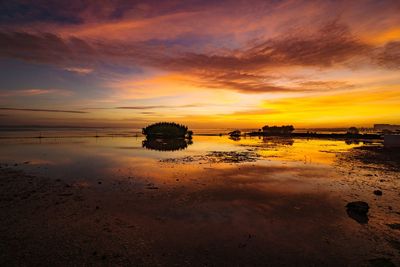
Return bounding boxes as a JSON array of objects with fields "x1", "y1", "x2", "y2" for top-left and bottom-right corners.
[{"x1": 0, "y1": 137, "x2": 399, "y2": 266}]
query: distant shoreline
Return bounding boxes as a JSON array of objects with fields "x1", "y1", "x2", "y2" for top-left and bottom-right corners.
[
  {"x1": 245, "y1": 132, "x2": 383, "y2": 140},
  {"x1": 0, "y1": 132, "x2": 385, "y2": 140}
]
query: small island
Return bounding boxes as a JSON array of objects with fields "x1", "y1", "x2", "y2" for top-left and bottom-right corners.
[
  {"x1": 142, "y1": 122, "x2": 193, "y2": 139},
  {"x1": 142, "y1": 122, "x2": 193, "y2": 151}
]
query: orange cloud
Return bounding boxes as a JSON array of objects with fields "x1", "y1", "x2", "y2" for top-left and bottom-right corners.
[{"x1": 0, "y1": 89, "x2": 72, "y2": 97}]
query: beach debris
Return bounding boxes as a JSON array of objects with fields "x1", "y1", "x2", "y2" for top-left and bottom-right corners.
[
  {"x1": 146, "y1": 186, "x2": 159, "y2": 189},
  {"x1": 146, "y1": 183, "x2": 159, "y2": 189},
  {"x1": 207, "y1": 151, "x2": 258, "y2": 163},
  {"x1": 346, "y1": 201, "x2": 369, "y2": 224},
  {"x1": 373, "y1": 190, "x2": 383, "y2": 196},
  {"x1": 160, "y1": 151, "x2": 259, "y2": 164}
]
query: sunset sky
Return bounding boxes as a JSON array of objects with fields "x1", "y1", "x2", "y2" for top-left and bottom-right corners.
[{"x1": 0, "y1": 0, "x2": 399, "y2": 128}]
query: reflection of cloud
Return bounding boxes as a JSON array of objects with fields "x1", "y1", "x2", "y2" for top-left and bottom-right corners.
[{"x1": 0, "y1": 107, "x2": 88, "y2": 114}]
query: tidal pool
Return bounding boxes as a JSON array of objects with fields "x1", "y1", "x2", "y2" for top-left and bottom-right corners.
[{"x1": 0, "y1": 136, "x2": 399, "y2": 266}]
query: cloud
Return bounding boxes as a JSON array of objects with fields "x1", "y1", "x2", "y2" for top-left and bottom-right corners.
[
  {"x1": 0, "y1": 89, "x2": 72, "y2": 97},
  {"x1": 64, "y1": 67, "x2": 94, "y2": 74},
  {"x1": 0, "y1": 21, "x2": 378, "y2": 69},
  {"x1": 130, "y1": 21, "x2": 374, "y2": 94},
  {"x1": 0, "y1": 107, "x2": 88, "y2": 114},
  {"x1": 115, "y1": 104, "x2": 201, "y2": 109},
  {"x1": 83, "y1": 104, "x2": 203, "y2": 110},
  {"x1": 0, "y1": 19, "x2": 396, "y2": 95},
  {"x1": 228, "y1": 108, "x2": 280, "y2": 116},
  {"x1": 377, "y1": 41, "x2": 400, "y2": 69}
]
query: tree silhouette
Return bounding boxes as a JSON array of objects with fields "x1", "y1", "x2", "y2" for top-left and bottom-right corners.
[
  {"x1": 347, "y1": 127, "x2": 359, "y2": 135},
  {"x1": 262, "y1": 125, "x2": 294, "y2": 135},
  {"x1": 142, "y1": 122, "x2": 192, "y2": 138}
]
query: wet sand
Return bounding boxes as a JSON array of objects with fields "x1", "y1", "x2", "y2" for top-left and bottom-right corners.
[{"x1": 0, "y1": 137, "x2": 399, "y2": 266}]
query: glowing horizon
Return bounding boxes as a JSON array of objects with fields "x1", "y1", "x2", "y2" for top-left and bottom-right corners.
[{"x1": 0, "y1": 1, "x2": 399, "y2": 129}]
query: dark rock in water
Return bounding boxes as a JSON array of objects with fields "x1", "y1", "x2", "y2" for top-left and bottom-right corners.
[
  {"x1": 369, "y1": 258, "x2": 396, "y2": 267},
  {"x1": 346, "y1": 201, "x2": 369, "y2": 213},
  {"x1": 146, "y1": 186, "x2": 159, "y2": 190},
  {"x1": 387, "y1": 223, "x2": 400, "y2": 230},
  {"x1": 373, "y1": 190, "x2": 383, "y2": 196},
  {"x1": 346, "y1": 201, "x2": 369, "y2": 224}
]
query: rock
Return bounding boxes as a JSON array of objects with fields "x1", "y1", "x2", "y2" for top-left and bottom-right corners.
[
  {"x1": 373, "y1": 190, "x2": 383, "y2": 196},
  {"x1": 346, "y1": 201, "x2": 369, "y2": 224},
  {"x1": 346, "y1": 201, "x2": 369, "y2": 213},
  {"x1": 369, "y1": 258, "x2": 396, "y2": 267},
  {"x1": 146, "y1": 186, "x2": 159, "y2": 190}
]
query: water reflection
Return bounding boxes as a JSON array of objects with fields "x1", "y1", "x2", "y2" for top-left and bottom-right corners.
[
  {"x1": 345, "y1": 139, "x2": 360, "y2": 145},
  {"x1": 142, "y1": 138, "x2": 193, "y2": 151},
  {"x1": 262, "y1": 136, "x2": 294, "y2": 146},
  {"x1": 229, "y1": 136, "x2": 241, "y2": 141},
  {"x1": 1, "y1": 135, "x2": 399, "y2": 265}
]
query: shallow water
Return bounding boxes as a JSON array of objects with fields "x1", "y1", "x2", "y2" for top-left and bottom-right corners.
[
  {"x1": 0, "y1": 136, "x2": 399, "y2": 266},
  {"x1": 0, "y1": 136, "x2": 364, "y2": 179}
]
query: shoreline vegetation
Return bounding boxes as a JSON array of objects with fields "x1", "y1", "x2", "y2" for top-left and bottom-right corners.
[
  {"x1": 141, "y1": 122, "x2": 193, "y2": 151},
  {"x1": 244, "y1": 125, "x2": 384, "y2": 141},
  {"x1": 142, "y1": 122, "x2": 193, "y2": 139},
  {"x1": 0, "y1": 123, "x2": 396, "y2": 140}
]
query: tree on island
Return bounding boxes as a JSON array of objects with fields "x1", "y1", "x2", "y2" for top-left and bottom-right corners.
[
  {"x1": 228, "y1": 130, "x2": 241, "y2": 137},
  {"x1": 142, "y1": 122, "x2": 192, "y2": 138},
  {"x1": 347, "y1": 127, "x2": 359, "y2": 135},
  {"x1": 262, "y1": 125, "x2": 294, "y2": 135}
]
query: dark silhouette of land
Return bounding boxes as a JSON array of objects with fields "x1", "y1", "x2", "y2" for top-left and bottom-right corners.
[
  {"x1": 246, "y1": 126, "x2": 382, "y2": 140},
  {"x1": 142, "y1": 122, "x2": 193, "y2": 139},
  {"x1": 141, "y1": 122, "x2": 194, "y2": 151}
]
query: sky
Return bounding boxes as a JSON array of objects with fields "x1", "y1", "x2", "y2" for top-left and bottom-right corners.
[{"x1": 0, "y1": 0, "x2": 399, "y2": 129}]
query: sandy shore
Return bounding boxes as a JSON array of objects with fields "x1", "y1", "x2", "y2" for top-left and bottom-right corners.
[{"x1": 0, "y1": 144, "x2": 399, "y2": 266}]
